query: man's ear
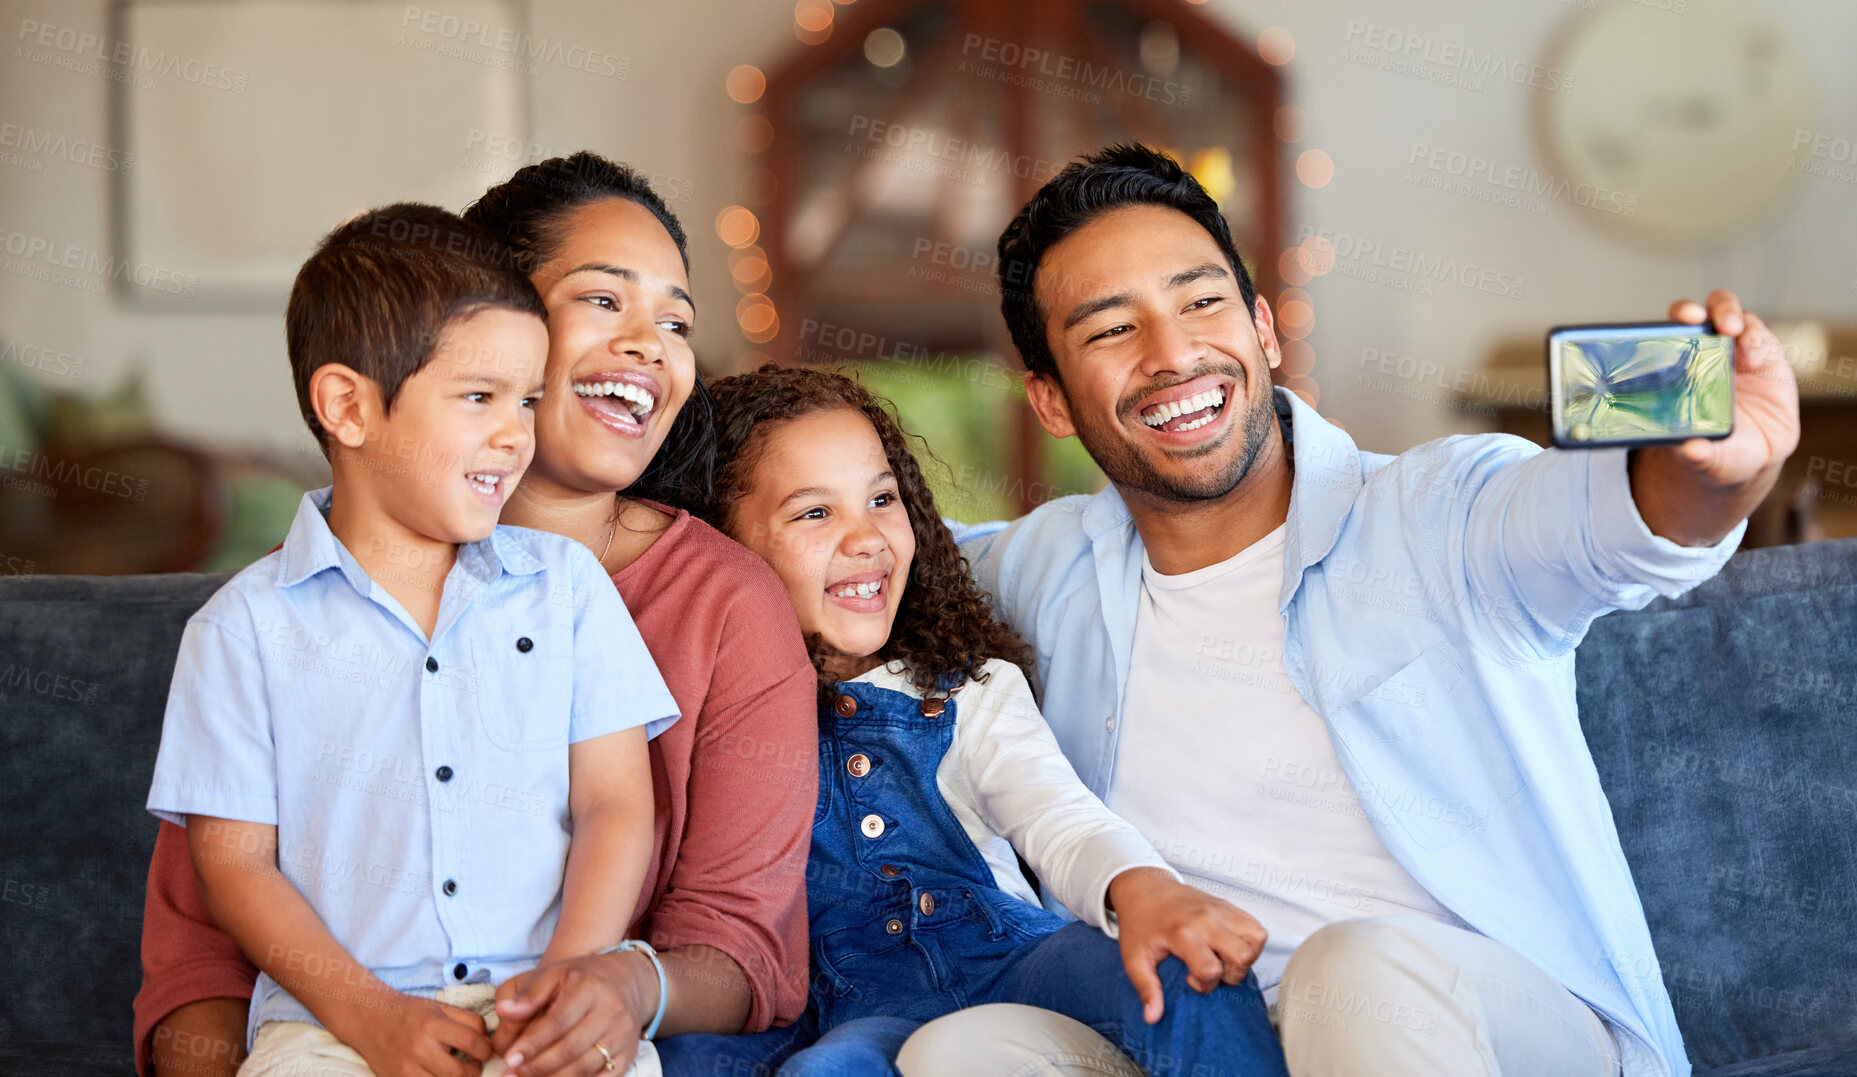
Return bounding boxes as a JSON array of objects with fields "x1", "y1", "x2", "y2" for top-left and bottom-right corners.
[
  {"x1": 1251, "y1": 295, "x2": 1284, "y2": 374},
  {"x1": 310, "y1": 364, "x2": 376, "y2": 451},
  {"x1": 1024, "y1": 369, "x2": 1076, "y2": 440}
]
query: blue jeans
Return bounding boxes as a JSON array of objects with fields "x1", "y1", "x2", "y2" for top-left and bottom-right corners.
[{"x1": 658, "y1": 923, "x2": 1286, "y2": 1077}]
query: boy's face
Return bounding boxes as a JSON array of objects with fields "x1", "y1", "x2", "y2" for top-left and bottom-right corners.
[
  {"x1": 726, "y1": 407, "x2": 915, "y2": 679},
  {"x1": 350, "y1": 308, "x2": 548, "y2": 544}
]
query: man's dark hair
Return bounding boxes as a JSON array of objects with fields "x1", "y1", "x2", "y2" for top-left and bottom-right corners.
[
  {"x1": 996, "y1": 143, "x2": 1259, "y2": 381},
  {"x1": 286, "y1": 202, "x2": 545, "y2": 454}
]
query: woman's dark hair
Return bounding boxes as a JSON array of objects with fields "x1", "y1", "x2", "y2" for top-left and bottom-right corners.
[
  {"x1": 462, "y1": 151, "x2": 712, "y2": 512},
  {"x1": 996, "y1": 142, "x2": 1259, "y2": 382},
  {"x1": 704, "y1": 364, "x2": 1036, "y2": 703}
]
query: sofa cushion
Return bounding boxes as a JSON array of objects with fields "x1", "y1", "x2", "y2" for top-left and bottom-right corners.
[
  {"x1": 1696, "y1": 1043, "x2": 1857, "y2": 1076},
  {"x1": 1577, "y1": 540, "x2": 1857, "y2": 1073},
  {"x1": 0, "y1": 572, "x2": 231, "y2": 1071}
]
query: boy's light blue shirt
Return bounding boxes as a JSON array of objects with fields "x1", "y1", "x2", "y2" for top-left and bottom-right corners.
[
  {"x1": 146, "y1": 487, "x2": 679, "y2": 1044},
  {"x1": 953, "y1": 389, "x2": 1738, "y2": 1077}
]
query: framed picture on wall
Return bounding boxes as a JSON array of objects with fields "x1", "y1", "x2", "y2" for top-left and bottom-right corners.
[{"x1": 111, "y1": 0, "x2": 532, "y2": 308}]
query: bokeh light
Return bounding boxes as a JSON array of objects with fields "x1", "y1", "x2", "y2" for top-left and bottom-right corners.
[
  {"x1": 1296, "y1": 149, "x2": 1334, "y2": 188},
  {"x1": 737, "y1": 294, "x2": 779, "y2": 343},
  {"x1": 1278, "y1": 247, "x2": 1311, "y2": 287},
  {"x1": 725, "y1": 65, "x2": 766, "y2": 104},
  {"x1": 1258, "y1": 27, "x2": 1295, "y2": 66},
  {"x1": 716, "y1": 206, "x2": 761, "y2": 248},
  {"x1": 1280, "y1": 340, "x2": 1316, "y2": 378},
  {"x1": 1298, "y1": 235, "x2": 1336, "y2": 276},
  {"x1": 729, "y1": 245, "x2": 772, "y2": 293},
  {"x1": 794, "y1": 0, "x2": 833, "y2": 43},
  {"x1": 735, "y1": 115, "x2": 774, "y2": 154},
  {"x1": 864, "y1": 28, "x2": 906, "y2": 67}
]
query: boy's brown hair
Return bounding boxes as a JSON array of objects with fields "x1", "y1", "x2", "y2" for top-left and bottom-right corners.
[{"x1": 285, "y1": 202, "x2": 546, "y2": 454}]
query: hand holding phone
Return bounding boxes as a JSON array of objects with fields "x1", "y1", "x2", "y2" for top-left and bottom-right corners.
[{"x1": 1548, "y1": 322, "x2": 1734, "y2": 448}]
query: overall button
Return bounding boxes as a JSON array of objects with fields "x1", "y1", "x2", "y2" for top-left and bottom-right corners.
[
  {"x1": 425, "y1": 656, "x2": 439, "y2": 673},
  {"x1": 442, "y1": 879, "x2": 458, "y2": 896},
  {"x1": 879, "y1": 864, "x2": 901, "y2": 878},
  {"x1": 860, "y1": 814, "x2": 885, "y2": 838},
  {"x1": 834, "y1": 694, "x2": 858, "y2": 718},
  {"x1": 453, "y1": 963, "x2": 468, "y2": 980},
  {"x1": 885, "y1": 918, "x2": 904, "y2": 935},
  {"x1": 846, "y1": 753, "x2": 871, "y2": 778},
  {"x1": 435, "y1": 765, "x2": 453, "y2": 782},
  {"x1": 918, "y1": 892, "x2": 935, "y2": 916},
  {"x1": 515, "y1": 636, "x2": 533, "y2": 653}
]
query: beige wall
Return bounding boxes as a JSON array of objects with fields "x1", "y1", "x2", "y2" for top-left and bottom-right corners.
[{"x1": 1, "y1": 0, "x2": 1851, "y2": 465}]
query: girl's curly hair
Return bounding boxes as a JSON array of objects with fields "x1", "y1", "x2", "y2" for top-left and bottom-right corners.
[{"x1": 703, "y1": 363, "x2": 1036, "y2": 704}]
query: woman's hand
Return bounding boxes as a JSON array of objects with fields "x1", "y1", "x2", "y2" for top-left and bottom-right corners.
[
  {"x1": 1108, "y1": 867, "x2": 1266, "y2": 1025},
  {"x1": 493, "y1": 950, "x2": 657, "y2": 1077},
  {"x1": 345, "y1": 995, "x2": 492, "y2": 1077}
]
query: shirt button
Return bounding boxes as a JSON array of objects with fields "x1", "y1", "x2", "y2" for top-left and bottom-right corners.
[
  {"x1": 918, "y1": 892, "x2": 935, "y2": 916},
  {"x1": 453, "y1": 963, "x2": 468, "y2": 980},
  {"x1": 834, "y1": 694, "x2": 858, "y2": 718},
  {"x1": 879, "y1": 864, "x2": 901, "y2": 878},
  {"x1": 516, "y1": 636, "x2": 533, "y2": 653},
  {"x1": 435, "y1": 766, "x2": 453, "y2": 782},
  {"x1": 425, "y1": 656, "x2": 439, "y2": 674},
  {"x1": 860, "y1": 814, "x2": 885, "y2": 839},
  {"x1": 1105, "y1": 715, "x2": 1115, "y2": 731},
  {"x1": 442, "y1": 879, "x2": 458, "y2": 896},
  {"x1": 846, "y1": 753, "x2": 871, "y2": 778},
  {"x1": 885, "y1": 918, "x2": 903, "y2": 935}
]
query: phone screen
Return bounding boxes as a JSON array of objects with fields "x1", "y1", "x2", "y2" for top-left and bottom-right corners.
[{"x1": 1549, "y1": 323, "x2": 1734, "y2": 448}]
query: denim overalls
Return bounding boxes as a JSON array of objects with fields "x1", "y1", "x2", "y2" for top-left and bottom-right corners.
[{"x1": 655, "y1": 677, "x2": 1288, "y2": 1077}]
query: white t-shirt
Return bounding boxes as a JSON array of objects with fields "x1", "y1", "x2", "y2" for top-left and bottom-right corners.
[
  {"x1": 1105, "y1": 524, "x2": 1461, "y2": 1001},
  {"x1": 853, "y1": 657, "x2": 1174, "y2": 933}
]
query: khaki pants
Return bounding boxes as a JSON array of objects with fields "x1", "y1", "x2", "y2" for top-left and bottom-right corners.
[
  {"x1": 896, "y1": 916, "x2": 1621, "y2": 1077},
  {"x1": 238, "y1": 984, "x2": 660, "y2": 1077}
]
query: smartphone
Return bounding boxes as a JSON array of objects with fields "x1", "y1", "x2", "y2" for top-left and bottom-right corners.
[{"x1": 1547, "y1": 322, "x2": 1734, "y2": 448}]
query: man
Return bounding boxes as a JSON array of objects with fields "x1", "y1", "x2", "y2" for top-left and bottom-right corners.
[{"x1": 907, "y1": 144, "x2": 1798, "y2": 1077}]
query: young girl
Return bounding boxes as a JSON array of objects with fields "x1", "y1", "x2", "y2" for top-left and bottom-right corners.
[{"x1": 653, "y1": 365, "x2": 1289, "y2": 1077}]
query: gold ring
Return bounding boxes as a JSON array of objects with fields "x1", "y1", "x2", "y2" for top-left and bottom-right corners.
[{"x1": 593, "y1": 1041, "x2": 618, "y2": 1072}]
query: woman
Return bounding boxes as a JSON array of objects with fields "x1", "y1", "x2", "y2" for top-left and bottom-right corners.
[{"x1": 134, "y1": 153, "x2": 819, "y2": 1077}]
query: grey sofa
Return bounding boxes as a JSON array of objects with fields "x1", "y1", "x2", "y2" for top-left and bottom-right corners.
[{"x1": 2, "y1": 541, "x2": 1855, "y2": 1076}]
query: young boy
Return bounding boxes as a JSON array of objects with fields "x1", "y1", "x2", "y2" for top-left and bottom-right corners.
[{"x1": 146, "y1": 204, "x2": 677, "y2": 1077}]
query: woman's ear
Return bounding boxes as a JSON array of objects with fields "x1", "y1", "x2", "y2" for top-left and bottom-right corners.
[{"x1": 310, "y1": 364, "x2": 377, "y2": 451}]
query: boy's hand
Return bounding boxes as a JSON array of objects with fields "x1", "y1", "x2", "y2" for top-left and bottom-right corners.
[
  {"x1": 1108, "y1": 867, "x2": 1266, "y2": 1025},
  {"x1": 492, "y1": 952, "x2": 653, "y2": 1077},
  {"x1": 346, "y1": 995, "x2": 492, "y2": 1077}
]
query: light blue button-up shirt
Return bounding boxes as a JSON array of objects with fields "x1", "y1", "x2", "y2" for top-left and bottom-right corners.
[
  {"x1": 954, "y1": 388, "x2": 1738, "y2": 1077},
  {"x1": 147, "y1": 488, "x2": 678, "y2": 1044}
]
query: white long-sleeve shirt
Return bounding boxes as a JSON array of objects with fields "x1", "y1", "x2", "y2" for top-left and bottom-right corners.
[{"x1": 852, "y1": 657, "x2": 1175, "y2": 933}]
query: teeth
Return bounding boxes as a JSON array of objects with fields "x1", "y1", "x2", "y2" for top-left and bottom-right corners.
[
  {"x1": 1142, "y1": 387, "x2": 1226, "y2": 428},
  {"x1": 467, "y1": 472, "x2": 501, "y2": 487},
  {"x1": 830, "y1": 580, "x2": 882, "y2": 599},
  {"x1": 573, "y1": 379, "x2": 655, "y2": 419}
]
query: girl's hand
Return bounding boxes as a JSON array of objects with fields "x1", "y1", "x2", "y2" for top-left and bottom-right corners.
[
  {"x1": 1107, "y1": 867, "x2": 1266, "y2": 1025},
  {"x1": 347, "y1": 995, "x2": 492, "y2": 1077},
  {"x1": 492, "y1": 951, "x2": 656, "y2": 1077}
]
